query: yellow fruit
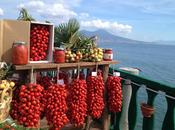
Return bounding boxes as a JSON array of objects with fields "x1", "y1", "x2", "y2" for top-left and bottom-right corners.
[
  {"x1": 97, "y1": 59, "x2": 101, "y2": 62},
  {"x1": 10, "y1": 82, "x2": 15, "y2": 87},
  {"x1": 91, "y1": 54, "x2": 95, "y2": 58},
  {"x1": 68, "y1": 51, "x2": 71, "y2": 55},
  {"x1": 2, "y1": 80, "x2": 7, "y2": 84},
  {"x1": 98, "y1": 55, "x2": 103, "y2": 59},
  {"x1": 71, "y1": 57, "x2": 75, "y2": 62},
  {"x1": 70, "y1": 54, "x2": 73, "y2": 58},
  {"x1": 0, "y1": 84, "x2": 6, "y2": 89},
  {"x1": 99, "y1": 52, "x2": 103, "y2": 55},
  {"x1": 6, "y1": 83, "x2": 10, "y2": 87},
  {"x1": 90, "y1": 50, "x2": 94, "y2": 54},
  {"x1": 98, "y1": 48, "x2": 103, "y2": 51}
]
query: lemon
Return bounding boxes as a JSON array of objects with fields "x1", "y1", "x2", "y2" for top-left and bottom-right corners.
[
  {"x1": 0, "y1": 84, "x2": 6, "y2": 89},
  {"x1": 10, "y1": 82, "x2": 15, "y2": 87}
]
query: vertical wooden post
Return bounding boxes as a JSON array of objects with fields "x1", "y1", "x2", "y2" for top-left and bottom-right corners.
[
  {"x1": 128, "y1": 84, "x2": 140, "y2": 130},
  {"x1": 162, "y1": 96, "x2": 175, "y2": 130},
  {"x1": 142, "y1": 88, "x2": 157, "y2": 130},
  {"x1": 102, "y1": 65, "x2": 110, "y2": 130},
  {"x1": 119, "y1": 79, "x2": 132, "y2": 130}
]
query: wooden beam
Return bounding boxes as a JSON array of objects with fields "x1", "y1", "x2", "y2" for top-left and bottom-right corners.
[{"x1": 14, "y1": 61, "x2": 118, "y2": 70}]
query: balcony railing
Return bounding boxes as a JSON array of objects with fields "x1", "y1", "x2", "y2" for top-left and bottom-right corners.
[{"x1": 109, "y1": 67, "x2": 175, "y2": 130}]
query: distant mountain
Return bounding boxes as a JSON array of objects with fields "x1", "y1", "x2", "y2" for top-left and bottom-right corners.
[
  {"x1": 80, "y1": 29, "x2": 151, "y2": 44},
  {"x1": 154, "y1": 40, "x2": 175, "y2": 45}
]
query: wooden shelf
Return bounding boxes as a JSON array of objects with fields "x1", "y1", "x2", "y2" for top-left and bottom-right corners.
[{"x1": 14, "y1": 60, "x2": 118, "y2": 70}]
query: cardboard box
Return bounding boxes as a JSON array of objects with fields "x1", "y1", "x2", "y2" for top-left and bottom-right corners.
[{"x1": 0, "y1": 19, "x2": 54, "y2": 63}]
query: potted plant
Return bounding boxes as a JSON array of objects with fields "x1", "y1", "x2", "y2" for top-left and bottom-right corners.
[{"x1": 140, "y1": 103, "x2": 155, "y2": 118}]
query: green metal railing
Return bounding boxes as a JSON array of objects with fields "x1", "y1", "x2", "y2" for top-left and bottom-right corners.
[{"x1": 109, "y1": 68, "x2": 175, "y2": 130}]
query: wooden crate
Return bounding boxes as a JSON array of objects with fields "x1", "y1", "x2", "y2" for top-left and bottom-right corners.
[
  {"x1": 29, "y1": 21, "x2": 54, "y2": 63},
  {"x1": 0, "y1": 19, "x2": 54, "y2": 63}
]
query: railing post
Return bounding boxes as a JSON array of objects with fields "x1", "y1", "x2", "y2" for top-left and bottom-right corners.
[
  {"x1": 142, "y1": 88, "x2": 157, "y2": 130},
  {"x1": 162, "y1": 95, "x2": 175, "y2": 130},
  {"x1": 128, "y1": 84, "x2": 140, "y2": 130},
  {"x1": 119, "y1": 79, "x2": 132, "y2": 130}
]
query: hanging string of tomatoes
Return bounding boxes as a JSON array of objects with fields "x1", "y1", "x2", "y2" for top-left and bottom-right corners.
[
  {"x1": 67, "y1": 79, "x2": 87, "y2": 127},
  {"x1": 87, "y1": 74, "x2": 105, "y2": 119},
  {"x1": 17, "y1": 84, "x2": 43, "y2": 128},
  {"x1": 45, "y1": 84, "x2": 69, "y2": 129},
  {"x1": 10, "y1": 69, "x2": 123, "y2": 129},
  {"x1": 107, "y1": 76, "x2": 122, "y2": 112}
]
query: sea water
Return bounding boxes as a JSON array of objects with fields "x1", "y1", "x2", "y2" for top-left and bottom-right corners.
[{"x1": 100, "y1": 42, "x2": 175, "y2": 130}]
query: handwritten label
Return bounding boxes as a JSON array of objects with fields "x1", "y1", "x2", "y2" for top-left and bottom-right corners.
[
  {"x1": 57, "y1": 79, "x2": 64, "y2": 85},
  {"x1": 92, "y1": 72, "x2": 97, "y2": 76},
  {"x1": 113, "y1": 72, "x2": 120, "y2": 77}
]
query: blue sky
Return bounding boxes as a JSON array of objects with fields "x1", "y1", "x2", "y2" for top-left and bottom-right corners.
[{"x1": 0, "y1": 0, "x2": 175, "y2": 42}]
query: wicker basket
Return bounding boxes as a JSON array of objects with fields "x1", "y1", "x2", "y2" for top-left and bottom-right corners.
[{"x1": 0, "y1": 86, "x2": 12, "y2": 123}]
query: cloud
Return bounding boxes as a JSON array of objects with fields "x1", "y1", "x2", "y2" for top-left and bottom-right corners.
[
  {"x1": 38, "y1": 3, "x2": 77, "y2": 19},
  {"x1": 0, "y1": 8, "x2": 3, "y2": 16},
  {"x1": 17, "y1": 0, "x2": 77, "y2": 22},
  {"x1": 18, "y1": 1, "x2": 44, "y2": 9},
  {"x1": 17, "y1": 0, "x2": 132, "y2": 35},
  {"x1": 79, "y1": 13, "x2": 89, "y2": 18},
  {"x1": 81, "y1": 19, "x2": 132, "y2": 35}
]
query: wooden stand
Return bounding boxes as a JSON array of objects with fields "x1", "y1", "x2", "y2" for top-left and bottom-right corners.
[{"x1": 14, "y1": 61, "x2": 118, "y2": 130}]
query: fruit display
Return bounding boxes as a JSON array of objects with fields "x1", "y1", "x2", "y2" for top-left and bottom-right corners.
[
  {"x1": 107, "y1": 76, "x2": 122, "y2": 112},
  {"x1": 81, "y1": 48, "x2": 103, "y2": 62},
  {"x1": 30, "y1": 24, "x2": 50, "y2": 61},
  {"x1": 45, "y1": 84, "x2": 69, "y2": 129},
  {"x1": 65, "y1": 48, "x2": 103, "y2": 63},
  {"x1": 65, "y1": 49, "x2": 83, "y2": 63},
  {"x1": 87, "y1": 74, "x2": 105, "y2": 119},
  {"x1": 68, "y1": 79, "x2": 87, "y2": 127}
]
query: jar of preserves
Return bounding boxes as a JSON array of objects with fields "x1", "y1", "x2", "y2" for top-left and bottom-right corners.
[
  {"x1": 103, "y1": 48, "x2": 113, "y2": 61},
  {"x1": 54, "y1": 48, "x2": 65, "y2": 63},
  {"x1": 12, "y1": 41, "x2": 28, "y2": 65}
]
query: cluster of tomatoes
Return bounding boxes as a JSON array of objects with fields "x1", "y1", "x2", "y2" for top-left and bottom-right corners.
[
  {"x1": 87, "y1": 74, "x2": 105, "y2": 119},
  {"x1": 68, "y1": 79, "x2": 87, "y2": 127},
  {"x1": 10, "y1": 70, "x2": 123, "y2": 129},
  {"x1": 107, "y1": 76, "x2": 122, "y2": 112},
  {"x1": 17, "y1": 84, "x2": 43, "y2": 128},
  {"x1": 30, "y1": 25, "x2": 50, "y2": 61},
  {"x1": 45, "y1": 84, "x2": 69, "y2": 129}
]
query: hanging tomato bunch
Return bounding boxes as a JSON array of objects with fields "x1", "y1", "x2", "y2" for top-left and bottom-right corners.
[
  {"x1": 87, "y1": 74, "x2": 105, "y2": 119},
  {"x1": 17, "y1": 84, "x2": 43, "y2": 128},
  {"x1": 45, "y1": 84, "x2": 69, "y2": 129},
  {"x1": 68, "y1": 79, "x2": 87, "y2": 127},
  {"x1": 107, "y1": 76, "x2": 122, "y2": 112},
  {"x1": 30, "y1": 25, "x2": 50, "y2": 61}
]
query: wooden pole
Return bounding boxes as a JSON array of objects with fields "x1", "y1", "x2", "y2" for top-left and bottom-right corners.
[{"x1": 102, "y1": 65, "x2": 110, "y2": 130}]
